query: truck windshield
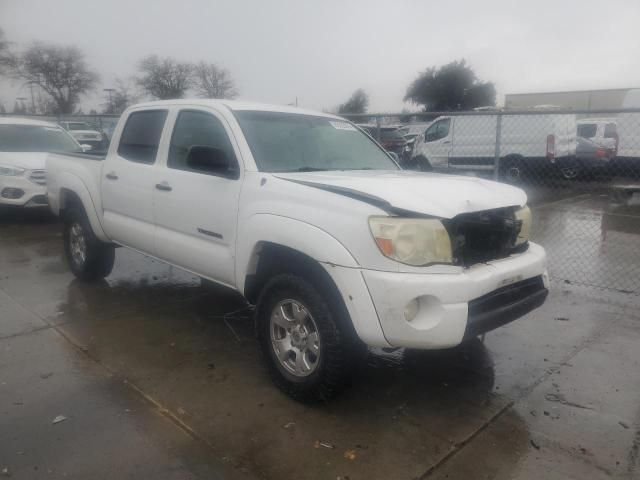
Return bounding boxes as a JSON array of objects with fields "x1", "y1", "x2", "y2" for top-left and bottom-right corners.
[
  {"x1": 234, "y1": 111, "x2": 399, "y2": 172},
  {"x1": 0, "y1": 125, "x2": 82, "y2": 153}
]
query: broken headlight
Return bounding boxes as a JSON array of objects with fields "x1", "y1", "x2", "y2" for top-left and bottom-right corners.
[{"x1": 369, "y1": 216, "x2": 453, "y2": 266}]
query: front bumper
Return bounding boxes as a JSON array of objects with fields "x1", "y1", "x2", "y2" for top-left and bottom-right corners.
[
  {"x1": 333, "y1": 242, "x2": 547, "y2": 349},
  {"x1": 0, "y1": 174, "x2": 48, "y2": 207}
]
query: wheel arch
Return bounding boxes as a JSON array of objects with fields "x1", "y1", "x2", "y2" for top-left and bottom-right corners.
[{"x1": 56, "y1": 174, "x2": 109, "y2": 242}]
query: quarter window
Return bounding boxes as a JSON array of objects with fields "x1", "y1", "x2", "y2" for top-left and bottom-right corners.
[
  {"x1": 168, "y1": 110, "x2": 238, "y2": 176},
  {"x1": 117, "y1": 110, "x2": 168, "y2": 164}
]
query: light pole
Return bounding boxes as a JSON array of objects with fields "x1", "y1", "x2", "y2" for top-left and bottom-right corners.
[{"x1": 103, "y1": 88, "x2": 115, "y2": 113}]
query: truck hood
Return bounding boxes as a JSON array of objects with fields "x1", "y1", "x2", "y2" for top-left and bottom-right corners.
[
  {"x1": 273, "y1": 170, "x2": 527, "y2": 218},
  {"x1": 0, "y1": 152, "x2": 48, "y2": 170}
]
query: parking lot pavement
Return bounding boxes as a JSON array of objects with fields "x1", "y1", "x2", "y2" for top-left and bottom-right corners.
[{"x1": 1, "y1": 200, "x2": 639, "y2": 480}]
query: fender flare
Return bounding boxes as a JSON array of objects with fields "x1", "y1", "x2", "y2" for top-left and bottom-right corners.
[
  {"x1": 56, "y1": 172, "x2": 109, "y2": 243},
  {"x1": 236, "y1": 214, "x2": 359, "y2": 294}
]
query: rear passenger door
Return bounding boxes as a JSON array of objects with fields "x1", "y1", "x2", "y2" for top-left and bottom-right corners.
[
  {"x1": 153, "y1": 108, "x2": 242, "y2": 287},
  {"x1": 101, "y1": 109, "x2": 168, "y2": 255}
]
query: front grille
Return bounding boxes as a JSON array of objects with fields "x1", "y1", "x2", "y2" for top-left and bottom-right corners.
[
  {"x1": 446, "y1": 207, "x2": 527, "y2": 267},
  {"x1": 28, "y1": 169, "x2": 46, "y2": 186}
]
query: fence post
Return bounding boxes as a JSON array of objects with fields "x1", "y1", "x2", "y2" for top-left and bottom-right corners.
[
  {"x1": 493, "y1": 113, "x2": 502, "y2": 181},
  {"x1": 375, "y1": 116, "x2": 381, "y2": 141}
]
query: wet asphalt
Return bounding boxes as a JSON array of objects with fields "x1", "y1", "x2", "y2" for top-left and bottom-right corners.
[{"x1": 1, "y1": 184, "x2": 639, "y2": 479}]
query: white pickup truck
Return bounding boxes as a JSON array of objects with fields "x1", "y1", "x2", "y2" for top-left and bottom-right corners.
[{"x1": 47, "y1": 100, "x2": 549, "y2": 402}]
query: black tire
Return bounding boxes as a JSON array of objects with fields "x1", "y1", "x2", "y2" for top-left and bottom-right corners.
[
  {"x1": 414, "y1": 155, "x2": 432, "y2": 172},
  {"x1": 63, "y1": 207, "x2": 115, "y2": 281},
  {"x1": 256, "y1": 273, "x2": 355, "y2": 403},
  {"x1": 499, "y1": 157, "x2": 525, "y2": 184}
]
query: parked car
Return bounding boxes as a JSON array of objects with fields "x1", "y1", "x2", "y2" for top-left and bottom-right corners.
[
  {"x1": 410, "y1": 114, "x2": 578, "y2": 181},
  {"x1": 398, "y1": 123, "x2": 432, "y2": 164},
  {"x1": 0, "y1": 118, "x2": 85, "y2": 209},
  {"x1": 59, "y1": 121, "x2": 108, "y2": 151},
  {"x1": 47, "y1": 100, "x2": 548, "y2": 402},
  {"x1": 357, "y1": 125, "x2": 408, "y2": 157}
]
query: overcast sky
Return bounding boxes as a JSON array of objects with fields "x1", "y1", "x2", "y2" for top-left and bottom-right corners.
[{"x1": 1, "y1": 0, "x2": 640, "y2": 113}]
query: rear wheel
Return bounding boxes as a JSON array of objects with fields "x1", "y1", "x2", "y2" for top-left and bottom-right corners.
[
  {"x1": 500, "y1": 157, "x2": 525, "y2": 184},
  {"x1": 559, "y1": 161, "x2": 581, "y2": 180},
  {"x1": 256, "y1": 273, "x2": 355, "y2": 402},
  {"x1": 63, "y1": 208, "x2": 115, "y2": 281}
]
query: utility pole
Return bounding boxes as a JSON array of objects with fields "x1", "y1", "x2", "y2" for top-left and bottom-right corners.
[{"x1": 103, "y1": 88, "x2": 115, "y2": 113}]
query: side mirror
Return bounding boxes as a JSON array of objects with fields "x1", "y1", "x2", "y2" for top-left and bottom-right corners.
[
  {"x1": 186, "y1": 145, "x2": 236, "y2": 177},
  {"x1": 388, "y1": 151, "x2": 399, "y2": 162},
  {"x1": 81, "y1": 144, "x2": 92, "y2": 152}
]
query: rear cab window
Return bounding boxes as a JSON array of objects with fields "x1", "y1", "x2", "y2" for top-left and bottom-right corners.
[{"x1": 117, "y1": 110, "x2": 168, "y2": 164}]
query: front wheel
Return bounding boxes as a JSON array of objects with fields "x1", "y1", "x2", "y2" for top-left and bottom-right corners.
[
  {"x1": 63, "y1": 208, "x2": 115, "y2": 281},
  {"x1": 256, "y1": 273, "x2": 355, "y2": 402}
]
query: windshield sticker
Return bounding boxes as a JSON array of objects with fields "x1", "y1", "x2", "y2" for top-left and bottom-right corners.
[{"x1": 329, "y1": 121, "x2": 357, "y2": 131}]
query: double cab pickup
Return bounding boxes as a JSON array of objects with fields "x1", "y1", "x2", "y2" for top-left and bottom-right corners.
[{"x1": 47, "y1": 100, "x2": 548, "y2": 402}]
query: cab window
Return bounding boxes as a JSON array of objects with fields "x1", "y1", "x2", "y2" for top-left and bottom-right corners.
[
  {"x1": 425, "y1": 119, "x2": 450, "y2": 142},
  {"x1": 117, "y1": 110, "x2": 168, "y2": 164},
  {"x1": 168, "y1": 110, "x2": 238, "y2": 177}
]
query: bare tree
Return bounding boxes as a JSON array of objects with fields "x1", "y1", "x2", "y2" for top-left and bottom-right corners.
[
  {"x1": 102, "y1": 78, "x2": 138, "y2": 114},
  {"x1": 0, "y1": 28, "x2": 14, "y2": 75},
  {"x1": 193, "y1": 61, "x2": 237, "y2": 99},
  {"x1": 10, "y1": 42, "x2": 98, "y2": 114},
  {"x1": 136, "y1": 55, "x2": 193, "y2": 100}
]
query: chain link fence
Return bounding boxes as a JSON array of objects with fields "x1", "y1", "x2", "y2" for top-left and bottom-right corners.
[
  {"x1": 343, "y1": 109, "x2": 640, "y2": 296},
  {"x1": 3, "y1": 109, "x2": 640, "y2": 296}
]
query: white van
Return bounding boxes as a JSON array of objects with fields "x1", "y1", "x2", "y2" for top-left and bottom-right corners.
[{"x1": 410, "y1": 113, "x2": 578, "y2": 181}]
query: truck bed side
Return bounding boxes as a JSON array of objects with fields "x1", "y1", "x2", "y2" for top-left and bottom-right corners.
[{"x1": 46, "y1": 152, "x2": 110, "y2": 242}]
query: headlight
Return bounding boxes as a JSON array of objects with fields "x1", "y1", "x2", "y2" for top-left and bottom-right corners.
[
  {"x1": 369, "y1": 216, "x2": 453, "y2": 266},
  {"x1": 0, "y1": 165, "x2": 26, "y2": 177},
  {"x1": 515, "y1": 205, "x2": 532, "y2": 246}
]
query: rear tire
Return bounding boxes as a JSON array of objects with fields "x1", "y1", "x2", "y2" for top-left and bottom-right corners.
[
  {"x1": 256, "y1": 273, "x2": 355, "y2": 403},
  {"x1": 499, "y1": 157, "x2": 525, "y2": 184},
  {"x1": 63, "y1": 208, "x2": 115, "y2": 281}
]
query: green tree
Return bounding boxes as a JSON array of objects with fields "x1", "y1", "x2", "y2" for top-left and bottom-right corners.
[
  {"x1": 404, "y1": 60, "x2": 496, "y2": 111},
  {"x1": 136, "y1": 55, "x2": 193, "y2": 100},
  {"x1": 10, "y1": 42, "x2": 99, "y2": 114},
  {"x1": 338, "y1": 88, "x2": 369, "y2": 114}
]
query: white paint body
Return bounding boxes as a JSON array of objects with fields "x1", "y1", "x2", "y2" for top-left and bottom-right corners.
[
  {"x1": 46, "y1": 100, "x2": 548, "y2": 349},
  {"x1": 412, "y1": 114, "x2": 578, "y2": 172}
]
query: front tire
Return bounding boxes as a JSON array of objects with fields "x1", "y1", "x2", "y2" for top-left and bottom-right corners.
[
  {"x1": 256, "y1": 273, "x2": 354, "y2": 402},
  {"x1": 63, "y1": 208, "x2": 115, "y2": 281}
]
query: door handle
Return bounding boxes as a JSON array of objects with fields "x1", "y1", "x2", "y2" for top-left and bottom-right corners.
[
  {"x1": 155, "y1": 182, "x2": 172, "y2": 192},
  {"x1": 442, "y1": 141, "x2": 451, "y2": 144},
  {"x1": 105, "y1": 172, "x2": 118, "y2": 180}
]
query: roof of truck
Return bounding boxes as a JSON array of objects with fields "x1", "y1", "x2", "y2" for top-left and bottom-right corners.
[
  {"x1": 130, "y1": 99, "x2": 343, "y2": 120},
  {"x1": 0, "y1": 117, "x2": 60, "y2": 127}
]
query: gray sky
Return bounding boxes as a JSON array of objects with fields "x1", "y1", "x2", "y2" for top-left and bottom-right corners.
[{"x1": 1, "y1": 0, "x2": 640, "y2": 113}]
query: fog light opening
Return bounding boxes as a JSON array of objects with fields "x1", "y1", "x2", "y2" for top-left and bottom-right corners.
[{"x1": 404, "y1": 298, "x2": 419, "y2": 322}]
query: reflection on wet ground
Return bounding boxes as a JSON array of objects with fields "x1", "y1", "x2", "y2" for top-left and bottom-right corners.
[{"x1": 1, "y1": 191, "x2": 640, "y2": 479}]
